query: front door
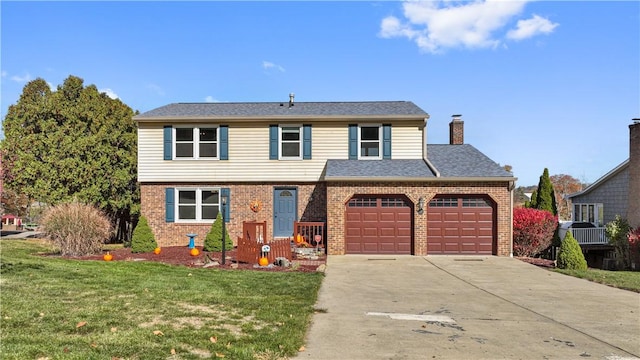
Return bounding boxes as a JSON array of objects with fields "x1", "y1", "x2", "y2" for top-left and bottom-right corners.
[{"x1": 274, "y1": 188, "x2": 297, "y2": 238}]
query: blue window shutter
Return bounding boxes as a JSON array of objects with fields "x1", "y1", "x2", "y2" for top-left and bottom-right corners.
[
  {"x1": 163, "y1": 126, "x2": 172, "y2": 160},
  {"x1": 269, "y1": 125, "x2": 278, "y2": 160},
  {"x1": 303, "y1": 124, "x2": 312, "y2": 159},
  {"x1": 165, "y1": 188, "x2": 175, "y2": 223},
  {"x1": 221, "y1": 188, "x2": 231, "y2": 222},
  {"x1": 383, "y1": 124, "x2": 392, "y2": 159},
  {"x1": 348, "y1": 124, "x2": 357, "y2": 160},
  {"x1": 219, "y1": 125, "x2": 228, "y2": 160}
]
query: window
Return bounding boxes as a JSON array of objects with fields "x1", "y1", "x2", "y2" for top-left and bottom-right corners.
[
  {"x1": 280, "y1": 126, "x2": 301, "y2": 159},
  {"x1": 176, "y1": 188, "x2": 220, "y2": 222},
  {"x1": 174, "y1": 127, "x2": 218, "y2": 159},
  {"x1": 573, "y1": 203, "x2": 604, "y2": 226},
  {"x1": 429, "y1": 197, "x2": 459, "y2": 207},
  {"x1": 359, "y1": 125, "x2": 381, "y2": 159}
]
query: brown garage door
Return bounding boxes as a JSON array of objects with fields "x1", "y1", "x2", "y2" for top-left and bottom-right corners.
[
  {"x1": 427, "y1": 196, "x2": 494, "y2": 255},
  {"x1": 345, "y1": 196, "x2": 412, "y2": 254}
]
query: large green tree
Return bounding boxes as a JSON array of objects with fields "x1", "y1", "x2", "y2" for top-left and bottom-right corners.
[
  {"x1": 1, "y1": 75, "x2": 138, "y2": 242},
  {"x1": 529, "y1": 168, "x2": 558, "y2": 216}
]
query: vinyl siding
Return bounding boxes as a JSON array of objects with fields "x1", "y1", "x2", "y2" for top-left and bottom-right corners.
[{"x1": 138, "y1": 121, "x2": 423, "y2": 182}]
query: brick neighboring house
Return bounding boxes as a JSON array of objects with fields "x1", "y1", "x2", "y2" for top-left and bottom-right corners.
[
  {"x1": 567, "y1": 120, "x2": 640, "y2": 229},
  {"x1": 134, "y1": 98, "x2": 516, "y2": 256}
]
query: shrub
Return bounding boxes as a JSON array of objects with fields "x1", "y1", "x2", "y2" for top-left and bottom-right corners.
[
  {"x1": 557, "y1": 231, "x2": 587, "y2": 270},
  {"x1": 203, "y1": 211, "x2": 232, "y2": 252},
  {"x1": 628, "y1": 228, "x2": 640, "y2": 270},
  {"x1": 41, "y1": 201, "x2": 112, "y2": 256},
  {"x1": 130, "y1": 216, "x2": 157, "y2": 253},
  {"x1": 513, "y1": 207, "x2": 558, "y2": 257},
  {"x1": 605, "y1": 215, "x2": 633, "y2": 270}
]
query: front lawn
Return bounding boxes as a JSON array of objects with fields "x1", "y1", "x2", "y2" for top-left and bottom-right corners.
[
  {"x1": 554, "y1": 268, "x2": 640, "y2": 293},
  {"x1": 0, "y1": 239, "x2": 324, "y2": 360}
]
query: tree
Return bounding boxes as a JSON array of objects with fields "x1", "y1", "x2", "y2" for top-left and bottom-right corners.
[
  {"x1": 130, "y1": 216, "x2": 157, "y2": 253},
  {"x1": 605, "y1": 215, "x2": 633, "y2": 270},
  {"x1": 512, "y1": 207, "x2": 558, "y2": 257},
  {"x1": 530, "y1": 168, "x2": 557, "y2": 215},
  {"x1": 1, "y1": 76, "x2": 138, "y2": 242},
  {"x1": 550, "y1": 174, "x2": 583, "y2": 221},
  {"x1": 556, "y1": 231, "x2": 587, "y2": 270},
  {"x1": 204, "y1": 211, "x2": 232, "y2": 252}
]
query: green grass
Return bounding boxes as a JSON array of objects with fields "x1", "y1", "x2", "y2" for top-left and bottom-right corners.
[
  {"x1": 554, "y1": 268, "x2": 640, "y2": 293},
  {"x1": 0, "y1": 239, "x2": 324, "y2": 360}
]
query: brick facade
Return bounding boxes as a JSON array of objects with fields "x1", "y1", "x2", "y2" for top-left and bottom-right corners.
[
  {"x1": 142, "y1": 181, "x2": 512, "y2": 256},
  {"x1": 140, "y1": 183, "x2": 326, "y2": 247},
  {"x1": 449, "y1": 116, "x2": 464, "y2": 145},
  {"x1": 326, "y1": 181, "x2": 512, "y2": 256}
]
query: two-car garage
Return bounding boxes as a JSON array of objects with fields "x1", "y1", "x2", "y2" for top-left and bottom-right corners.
[{"x1": 344, "y1": 194, "x2": 496, "y2": 255}]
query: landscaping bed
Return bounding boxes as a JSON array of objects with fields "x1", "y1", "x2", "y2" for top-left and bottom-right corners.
[{"x1": 70, "y1": 245, "x2": 326, "y2": 272}]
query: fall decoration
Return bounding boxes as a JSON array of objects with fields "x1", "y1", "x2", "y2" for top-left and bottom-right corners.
[
  {"x1": 249, "y1": 199, "x2": 262, "y2": 212},
  {"x1": 190, "y1": 248, "x2": 200, "y2": 256},
  {"x1": 103, "y1": 252, "x2": 113, "y2": 261},
  {"x1": 258, "y1": 257, "x2": 269, "y2": 266},
  {"x1": 154, "y1": 247, "x2": 161, "y2": 255},
  {"x1": 295, "y1": 234, "x2": 304, "y2": 244}
]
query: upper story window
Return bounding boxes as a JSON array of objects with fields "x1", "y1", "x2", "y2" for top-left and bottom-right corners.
[
  {"x1": 280, "y1": 125, "x2": 302, "y2": 159},
  {"x1": 174, "y1": 126, "x2": 218, "y2": 159},
  {"x1": 573, "y1": 203, "x2": 604, "y2": 226},
  {"x1": 176, "y1": 187, "x2": 220, "y2": 222},
  {"x1": 359, "y1": 125, "x2": 381, "y2": 159}
]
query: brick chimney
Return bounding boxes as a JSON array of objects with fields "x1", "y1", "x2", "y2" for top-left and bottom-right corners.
[
  {"x1": 628, "y1": 119, "x2": 640, "y2": 228},
  {"x1": 449, "y1": 115, "x2": 464, "y2": 145}
]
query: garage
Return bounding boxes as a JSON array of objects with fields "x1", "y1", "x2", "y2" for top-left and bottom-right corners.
[
  {"x1": 427, "y1": 195, "x2": 495, "y2": 255},
  {"x1": 345, "y1": 195, "x2": 413, "y2": 254}
]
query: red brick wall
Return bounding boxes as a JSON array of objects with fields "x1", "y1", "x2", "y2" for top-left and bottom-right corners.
[
  {"x1": 326, "y1": 181, "x2": 513, "y2": 256},
  {"x1": 141, "y1": 181, "x2": 512, "y2": 256},
  {"x1": 140, "y1": 183, "x2": 326, "y2": 247}
]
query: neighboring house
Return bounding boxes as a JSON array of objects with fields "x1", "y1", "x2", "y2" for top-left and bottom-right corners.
[
  {"x1": 134, "y1": 97, "x2": 516, "y2": 256},
  {"x1": 567, "y1": 120, "x2": 640, "y2": 230}
]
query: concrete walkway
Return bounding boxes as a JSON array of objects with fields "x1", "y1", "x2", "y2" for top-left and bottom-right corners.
[{"x1": 296, "y1": 255, "x2": 640, "y2": 360}]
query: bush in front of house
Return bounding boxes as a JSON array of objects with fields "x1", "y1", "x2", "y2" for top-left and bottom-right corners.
[
  {"x1": 512, "y1": 207, "x2": 558, "y2": 257},
  {"x1": 204, "y1": 211, "x2": 232, "y2": 252},
  {"x1": 131, "y1": 216, "x2": 157, "y2": 253},
  {"x1": 557, "y1": 231, "x2": 588, "y2": 270},
  {"x1": 605, "y1": 215, "x2": 633, "y2": 270},
  {"x1": 41, "y1": 201, "x2": 112, "y2": 256}
]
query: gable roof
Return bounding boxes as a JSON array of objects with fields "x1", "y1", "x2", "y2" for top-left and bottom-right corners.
[
  {"x1": 323, "y1": 144, "x2": 514, "y2": 181},
  {"x1": 134, "y1": 101, "x2": 429, "y2": 121},
  {"x1": 566, "y1": 159, "x2": 629, "y2": 199}
]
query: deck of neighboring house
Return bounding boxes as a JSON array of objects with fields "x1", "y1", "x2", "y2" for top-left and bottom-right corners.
[{"x1": 567, "y1": 227, "x2": 615, "y2": 269}]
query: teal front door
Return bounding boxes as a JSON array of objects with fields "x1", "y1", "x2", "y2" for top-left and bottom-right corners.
[{"x1": 274, "y1": 188, "x2": 297, "y2": 238}]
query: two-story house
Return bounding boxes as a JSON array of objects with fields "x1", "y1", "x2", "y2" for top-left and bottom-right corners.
[{"x1": 134, "y1": 97, "x2": 515, "y2": 256}]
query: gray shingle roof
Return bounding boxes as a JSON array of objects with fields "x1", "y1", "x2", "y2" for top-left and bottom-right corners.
[
  {"x1": 325, "y1": 159, "x2": 436, "y2": 180},
  {"x1": 323, "y1": 145, "x2": 513, "y2": 181},
  {"x1": 135, "y1": 101, "x2": 429, "y2": 120},
  {"x1": 426, "y1": 144, "x2": 513, "y2": 178}
]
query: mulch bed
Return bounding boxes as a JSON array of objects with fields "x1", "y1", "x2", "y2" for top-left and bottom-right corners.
[
  {"x1": 68, "y1": 246, "x2": 325, "y2": 272},
  {"x1": 517, "y1": 256, "x2": 556, "y2": 268}
]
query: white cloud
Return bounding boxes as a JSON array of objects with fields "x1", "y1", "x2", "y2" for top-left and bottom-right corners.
[
  {"x1": 507, "y1": 14, "x2": 559, "y2": 40},
  {"x1": 380, "y1": 0, "x2": 556, "y2": 53},
  {"x1": 99, "y1": 88, "x2": 119, "y2": 99},
  {"x1": 1, "y1": 70, "x2": 6, "y2": 78},
  {"x1": 204, "y1": 95, "x2": 219, "y2": 103},
  {"x1": 147, "y1": 83, "x2": 165, "y2": 96},
  {"x1": 10, "y1": 72, "x2": 32, "y2": 82},
  {"x1": 262, "y1": 61, "x2": 285, "y2": 72}
]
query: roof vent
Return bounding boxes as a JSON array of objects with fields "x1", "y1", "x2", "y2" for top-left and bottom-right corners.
[{"x1": 289, "y1": 93, "x2": 295, "y2": 107}]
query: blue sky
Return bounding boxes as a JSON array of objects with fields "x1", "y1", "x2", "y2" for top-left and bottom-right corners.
[{"x1": 1, "y1": 1, "x2": 638, "y2": 186}]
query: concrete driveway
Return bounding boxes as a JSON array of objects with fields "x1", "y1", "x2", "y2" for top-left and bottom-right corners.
[{"x1": 296, "y1": 256, "x2": 640, "y2": 360}]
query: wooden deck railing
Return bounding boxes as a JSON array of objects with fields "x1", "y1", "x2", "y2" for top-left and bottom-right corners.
[
  {"x1": 293, "y1": 221, "x2": 325, "y2": 249},
  {"x1": 570, "y1": 227, "x2": 609, "y2": 245}
]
